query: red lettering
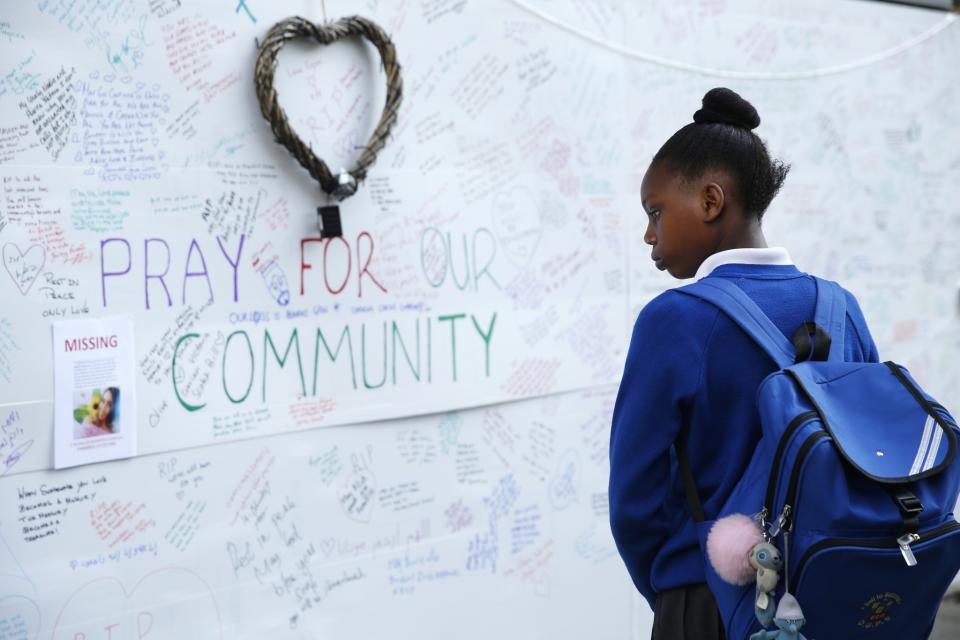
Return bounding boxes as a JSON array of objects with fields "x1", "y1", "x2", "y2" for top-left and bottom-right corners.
[
  {"x1": 63, "y1": 335, "x2": 118, "y2": 352},
  {"x1": 357, "y1": 231, "x2": 387, "y2": 297},
  {"x1": 300, "y1": 232, "x2": 387, "y2": 297},
  {"x1": 300, "y1": 237, "x2": 323, "y2": 296},
  {"x1": 323, "y1": 236, "x2": 351, "y2": 295}
]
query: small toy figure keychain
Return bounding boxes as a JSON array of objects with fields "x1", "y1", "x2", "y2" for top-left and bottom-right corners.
[
  {"x1": 749, "y1": 592, "x2": 809, "y2": 640},
  {"x1": 748, "y1": 541, "x2": 781, "y2": 627},
  {"x1": 705, "y1": 513, "x2": 814, "y2": 636}
]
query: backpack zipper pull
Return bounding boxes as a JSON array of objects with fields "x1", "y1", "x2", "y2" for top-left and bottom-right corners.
[
  {"x1": 768, "y1": 505, "x2": 792, "y2": 538},
  {"x1": 897, "y1": 533, "x2": 920, "y2": 567},
  {"x1": 755, "y1": 508, "x2": 771, "y2": 541}
]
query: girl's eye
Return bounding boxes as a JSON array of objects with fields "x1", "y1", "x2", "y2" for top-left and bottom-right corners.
[{"x1": 648, "y1": 209, "x2": 661, "y2": 220}]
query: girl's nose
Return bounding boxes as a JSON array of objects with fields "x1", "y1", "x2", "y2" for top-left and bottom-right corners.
[{"x1": 644, "y1": 222, "x2": 656, "y2": 246}]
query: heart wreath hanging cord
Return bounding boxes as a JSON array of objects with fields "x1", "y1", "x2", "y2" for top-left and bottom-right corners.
[{"x1": 254, "y1": 15, "x2": 403, "y2": 238}]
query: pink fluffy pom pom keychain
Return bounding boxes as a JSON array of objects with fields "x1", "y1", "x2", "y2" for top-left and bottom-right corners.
[{"x1": 706, "y1": 513, "x2": 765, "y2": 586}]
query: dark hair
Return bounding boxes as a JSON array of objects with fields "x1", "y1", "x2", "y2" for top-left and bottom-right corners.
[
  {"x1": 651, "y1": 87, "x2": 790, "y2": 220},
  {"x1": 104, "y1": 387, "x2": 119, "y2": 425}
]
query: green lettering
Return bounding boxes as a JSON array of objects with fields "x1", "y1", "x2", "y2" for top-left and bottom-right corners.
[
  {"x1": 263, "y1": 329, "x2": 306, "y2": 401},
  {"x1": 471, "y1": 312, "x2": 497, "y2": 377},
  {"x1": 313, "y1": 326, "x2": 357, "y2": 392},
  {"x1": 420, "y1": 227, "x2": 446, "y2": 288},
  {"x1": 438, "y1": 313, "x2": 466, "y2": 382},
  {"x1": 472, "y1": 228, "x2": 500, "y2": 291},
  {"x1": 391, "y1": 319, "x2": 421, "y2": 384},
  {"x1": 223, "y1": 330, "x2": 254, "y2": 404},
  {"x1": 361, "y1": 322, "x2": 387, "y2": 389},
  {"x1": 172, "y1": 333, "x2": 206, "y2": 411},
  {"x1": 449, "y1": 232, "x2": 469, "y2": 291}
]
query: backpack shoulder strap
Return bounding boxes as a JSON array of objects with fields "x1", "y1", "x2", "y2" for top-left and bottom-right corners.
[
  {"x1": 674, "y1": 278, "x2": 795, "y2": 369},
  {"x1": 812, "y1": 277, "x2": 847, "y2": 362}
]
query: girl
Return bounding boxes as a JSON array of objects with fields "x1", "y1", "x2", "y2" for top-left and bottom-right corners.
[
  {"x1": 78, "y1": 387, "x2": 120, "y2": 438},
  {"x1": 608, "y1": 88, "x2": 879, "y2": 639}
]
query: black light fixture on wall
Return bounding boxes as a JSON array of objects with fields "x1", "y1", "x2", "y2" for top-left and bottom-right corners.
[{"x1": 869, "y1": 0, "x2": 958, "y2": 9}]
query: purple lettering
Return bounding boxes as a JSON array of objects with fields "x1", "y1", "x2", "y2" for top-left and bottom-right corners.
[
  {"x1": 216, "y1": 234, "x2": 245, "y2": 303},
  {"x1": 100, "y1": 238, "x2": 131, "y2": 307},
  {"x1": 182, "y1": 238, "x2": 213, "y2": 305},
  {"x1": 144, "y1": 238, "x2": 172, "y2": 310}
]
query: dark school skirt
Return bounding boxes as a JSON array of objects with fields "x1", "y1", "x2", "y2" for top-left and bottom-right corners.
[{"x1": 652, "y1": 583, "x2": 727, "y2": 640}]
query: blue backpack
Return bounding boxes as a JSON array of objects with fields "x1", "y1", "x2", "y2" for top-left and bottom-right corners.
[{"x1": 675, "y1": 276, "x2": 960, "y2": 640}]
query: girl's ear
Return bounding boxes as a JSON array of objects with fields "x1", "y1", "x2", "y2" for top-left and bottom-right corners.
[{"x1": 702, "y1": 182, "x2": 725, "y2": 222}]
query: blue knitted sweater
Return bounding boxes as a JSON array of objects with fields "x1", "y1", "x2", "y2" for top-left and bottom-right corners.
[{"x1": 609, "y1": 263, "x2": 879, "y2": 608}]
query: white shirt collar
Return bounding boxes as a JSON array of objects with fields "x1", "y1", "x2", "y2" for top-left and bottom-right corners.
[{"x1": 694, "y1": 247, "x2": 793, "y2": 280}]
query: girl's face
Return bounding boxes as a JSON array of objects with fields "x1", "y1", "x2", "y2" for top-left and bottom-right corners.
[
  {"x1": 640, "y1": 161, "x2": 724, "y2": 280},
  {"x1": 98, "y1": 389, "x2": 114, "y2": 424}
]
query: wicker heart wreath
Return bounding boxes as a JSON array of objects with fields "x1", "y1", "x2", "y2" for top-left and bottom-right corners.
[{"x1": 254, "y1": 16, "x2": 403, "y2": 237}]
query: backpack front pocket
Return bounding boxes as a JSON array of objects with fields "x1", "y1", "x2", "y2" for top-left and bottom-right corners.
[{"x1": 790, "y1": 520, "x2": 960, "y2": 639}]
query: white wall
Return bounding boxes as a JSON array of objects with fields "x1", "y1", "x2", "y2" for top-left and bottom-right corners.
[{"x1": 0, "y1": 1, "x2": 957, "y2": 638}]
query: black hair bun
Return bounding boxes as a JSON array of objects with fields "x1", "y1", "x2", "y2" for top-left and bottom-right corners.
[{"x1": 693, "y1": 87, "x2": 761, "y2": 131}]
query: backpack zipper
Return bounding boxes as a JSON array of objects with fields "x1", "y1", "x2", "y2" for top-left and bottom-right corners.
[
  {"x1": 789, "y1": 520, "x2": 960, "y2": 592},
  {"x1": 760, "y1": 411, "x2": 829, "y2": 538},
  {"x1": 765, "y1": 424, "x2": 827, "y2": 537},
  {"x1": 760, "y1": 411, "x2": 819, "y2": 529}
]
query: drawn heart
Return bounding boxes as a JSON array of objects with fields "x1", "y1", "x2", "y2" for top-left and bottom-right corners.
[
  {"x1": 254, "y1": 15, "x2": 403, "y2": 200},
  {"x1": 51, "y1": 567, "x2": 222, "y2": 639},
  {"x1": 337, "y1": 466, "x2": 376, "y2": 523},
  {"x1": 0, "y1": 595, "x2": 41, "y2": 639},
  {"x1": 319, "y1": 537, "x2": 337, "y2": 558},
  {"x1": 2, "y1": 243, "x2": 46, "y2": 295}
]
